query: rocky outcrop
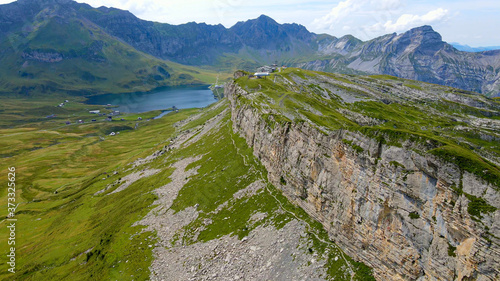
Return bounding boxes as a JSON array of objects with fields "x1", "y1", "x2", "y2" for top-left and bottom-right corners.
[
  {"x1": 226, "y1": 81, "x2": 500, "y2": 280},
  {"x1": 301, "y1": 26, "x2": 500, "y2": 96},
  {"x1": 21, "y1": 41, "x2": 106, "y2": 63},
  {"x1": 22, "y1": 49, "x2": 63, "y2": 62}
]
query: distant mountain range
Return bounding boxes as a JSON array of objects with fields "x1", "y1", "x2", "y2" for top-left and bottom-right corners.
[
  {"x1": 1, "y1": 0, "x2": 500, "y2": 96},
  {"x1": 451, "y1": 43, "x2": 500, "y2": 52},
  {"x1": 299, "y1": 26, "x2": 500, "y2": 97}
]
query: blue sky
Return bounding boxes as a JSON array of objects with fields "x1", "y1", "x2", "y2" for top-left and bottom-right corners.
[{"x1": 2, "y1": 0, "x2": 499, "y2": 46}]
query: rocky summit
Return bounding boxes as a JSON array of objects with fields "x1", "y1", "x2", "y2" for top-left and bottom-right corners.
[{"x1": 301, "y1": 25, "x2": 500, "y2": 97}]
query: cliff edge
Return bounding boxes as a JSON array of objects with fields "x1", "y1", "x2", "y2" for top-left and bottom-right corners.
[{"x1": 226, "y1": 68, "x2": 500, "y2": 280}]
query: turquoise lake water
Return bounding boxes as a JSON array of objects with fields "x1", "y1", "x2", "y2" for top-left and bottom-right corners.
[{"x1": 86, "y1": 85, "x2": 216, "y2": 113}]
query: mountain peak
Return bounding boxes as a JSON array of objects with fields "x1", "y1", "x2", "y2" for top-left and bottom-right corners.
[
  {"x1": 403, "y1": 25, "x2": 442, "y2": 41},
  {"x1": 409, "y1": 25, "x2": 434, "y2": 32},
  {"x1": 231, "y1": 14, "x2": 279, "y2": 27},
  {"x1": 255, "y1": 14, "x2": 279, "y2": 24},
  {"x1": 248, "y1": 14, "x2": 279, "y2": 26},
  {"x1": 257, "y1": 14, "x2": 274, "y2": 21},
  {"x1": 228, "y1": 15, "x2": 316, "y2": 49},
  {"x1": 396, "y1": 25, "x2": 444, "y2": 52}
]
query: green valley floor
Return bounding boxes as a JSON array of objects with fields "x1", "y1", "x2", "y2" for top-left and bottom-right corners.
[{"x1": 0, "y1": 97, "x2": 373, "y2": 280}]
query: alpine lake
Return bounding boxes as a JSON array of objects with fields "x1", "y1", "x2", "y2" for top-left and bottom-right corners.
[{"x1": 86, "y1": 85, "x2": 218, "y2": 117}]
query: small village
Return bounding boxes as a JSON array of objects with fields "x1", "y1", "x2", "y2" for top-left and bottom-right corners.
[
  {"x1": 250, "y1": 61, "x2": 287, "y2": 79},
  {"x1": 43, "y1": 62, "x2": 285, "y2": 137},
  {"x1": 44, "y1": 99, "x2": 182, "y2": 137}
]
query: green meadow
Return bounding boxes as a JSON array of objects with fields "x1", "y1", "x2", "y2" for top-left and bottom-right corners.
[
  {"x1": 0, "y1": 95, "x2": 200, "y2": 280},
  {"x1": 0, "y1": 94, "x2": 374, "y2": 280}
]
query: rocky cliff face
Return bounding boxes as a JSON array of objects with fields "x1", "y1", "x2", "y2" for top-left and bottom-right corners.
[
  {"x1": 225, "y1": 77, "x2": 500, "y2": 280},
  {"x1": 301, "y1": 26, "x2": 500, "y2": 96},
  {"x1": 77, "y1": 8, "x2": 314, "y2": 66}
]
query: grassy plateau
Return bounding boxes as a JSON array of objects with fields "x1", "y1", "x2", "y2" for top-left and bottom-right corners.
[{"x1": 0, "y1": 89, "x2": 374, "y2": 280}]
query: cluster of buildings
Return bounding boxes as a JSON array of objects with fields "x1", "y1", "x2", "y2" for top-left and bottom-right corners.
[
  {"x1": 49, "y1": 101, "x2": 160, "y2": 133},
  {"x1": 89, "y1": 109, "x2": 120, "y2": 116},
  {"x1": 251, "y1": 62, "x2": 287, "y2": 78},
  {"x1": 56, "y1": 100, "x2": 70, "y2": 107},
  {"x1": 63, "y1": 109, "x2": 124, "y2": 125}
]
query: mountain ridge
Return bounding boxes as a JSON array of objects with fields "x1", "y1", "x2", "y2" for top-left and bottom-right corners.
[
  {"x1": 1, "y1": 0, "x2": 500, "y2": 96},
  {"x1": 1, "y1": 1, "x2": 499, "y2": 280},
  {"x1": 0, "y1": 0, "x2": 219, "y2": 95},
  {"x1": 451, "y1": 42, "x2": 500, "y2": 52},
  {"x1": 299, "y1": 25, "x2": 500, "y2": 96}
]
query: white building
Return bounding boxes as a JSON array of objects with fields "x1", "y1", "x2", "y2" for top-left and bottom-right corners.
[{"x1": 254, "y1": 72, "x2": 270, "y2": 77}]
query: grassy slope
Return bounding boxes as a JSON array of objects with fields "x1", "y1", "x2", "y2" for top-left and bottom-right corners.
[
  {"x1": 167, "y1": 112, "x2": 374, "y2": 280},
  {"x1": 235, "y1": 67, "x2": 500, "y2": 217},
  {"x1": 0, "y1": 96, "x2": 374, "y2": 280},
  {"x1": 0, "y1": 101, "x2": 200, "y2": 280},
  {"x1": 0, "y1": 15, "x2": 222, "y2": 96}
]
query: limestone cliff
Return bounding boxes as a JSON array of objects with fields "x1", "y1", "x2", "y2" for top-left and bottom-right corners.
[{"x1": 225, "y1": 71, "x2": 500, "y2": 280}]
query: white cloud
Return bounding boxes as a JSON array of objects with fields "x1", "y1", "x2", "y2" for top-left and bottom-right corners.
[
  {"x1": 312, "y1": 0, "x2": 405, "y2": 33},
  {"x1": 374, "y1": 0, "x2": 402, "y2": 11},
  {"x1": 375, "y1": 8, "x2": 450, "y2": 33},
  {"x1": 313, "y1": 0, "x2": 367, "y2": 30}
]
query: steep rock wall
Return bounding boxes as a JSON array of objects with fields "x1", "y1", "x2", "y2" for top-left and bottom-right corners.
[{"x1": 226, "y1": 81, "x2": 500, "y2": 281}]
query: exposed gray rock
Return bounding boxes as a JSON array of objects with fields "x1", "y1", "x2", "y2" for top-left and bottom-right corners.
[
  {"x1": 135, "y1": 110, "x2": 344, "y2": 281},
  {"x1": 226, "y1": 81, "x2": 500, "y2": 281},
  {"x1": 301, "y1": 26, "x2": 500, "y2": 96},
  {"x1": 150, "y1": 220, "x2": 329, "y2": 281}
]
